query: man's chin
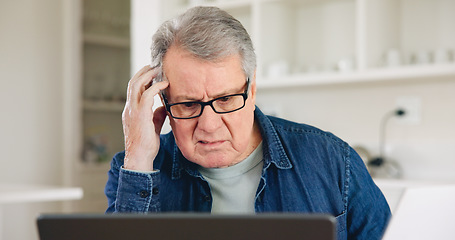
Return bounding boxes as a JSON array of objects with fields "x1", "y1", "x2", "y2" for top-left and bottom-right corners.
[{"x1": 189, "y1": 153, "x2": 237, "y2": 169}]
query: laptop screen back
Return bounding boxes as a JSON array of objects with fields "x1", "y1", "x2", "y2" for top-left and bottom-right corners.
[{"x1": 37, "y1": 213, "x2": 336, "y2": 240}]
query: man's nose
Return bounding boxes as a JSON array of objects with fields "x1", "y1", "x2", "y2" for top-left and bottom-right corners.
[{"x1": 197, "y1": 104, "x2": 223, "y2": 132}]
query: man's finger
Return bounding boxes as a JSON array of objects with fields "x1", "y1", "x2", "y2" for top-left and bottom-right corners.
[
  {"x1": 131, "y1": 65, "x2": 153, "y2": 81},
  {"x1": 127, "y1": 67, "x2": 160, "y2": 104},
  {"x1": 140, "y1": 80, "x2": 169, "y2": 106}
]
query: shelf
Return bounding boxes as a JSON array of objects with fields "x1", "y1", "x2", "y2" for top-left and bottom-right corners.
[
  {"x1": 83, "y1": 100, "x2": 125, "y2": 112},
  {"x1": 198, "y1": 0, "x2": 339, "y2": 8},
  {"x1": 257, "y1": 0, "x2": 356, "y2": 79},
  {"x1": 84, "y1": 34, "x2": 130, "y2": 48},
  {"x1": 257, "y1": 63, "x2": 455, "y2": 89},
  {"x1": 194, "y1": 0, "x2": 253, "y2": 9},
  {"x1": 362, "y1": 0, "x2": 455, "y2": 69}
]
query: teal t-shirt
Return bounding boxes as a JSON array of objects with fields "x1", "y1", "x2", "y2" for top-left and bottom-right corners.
[{"x1": 199, "y1": 142, "x2": 263, "y2": 214}]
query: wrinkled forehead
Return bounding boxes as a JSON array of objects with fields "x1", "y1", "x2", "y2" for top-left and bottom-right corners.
[{"x1": 161, "y1": 47, "x2": 246, "y2": 99}]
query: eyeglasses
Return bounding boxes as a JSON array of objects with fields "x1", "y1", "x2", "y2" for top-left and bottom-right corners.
[{"x1": 162, "y1": 78, "x2": 250, "y2": 119}]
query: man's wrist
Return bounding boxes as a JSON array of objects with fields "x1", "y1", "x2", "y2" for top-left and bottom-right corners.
[
  {"x1": 123, "y1": 152, "x2": 156, "y2": 171},
  {"x1": 121, "y1": 165, "x2": 159, "y2": 174}
]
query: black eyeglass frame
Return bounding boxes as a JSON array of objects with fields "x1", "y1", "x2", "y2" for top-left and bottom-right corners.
[{"x1": 161, "y1": 78, "x2": 250, "y2": 119}]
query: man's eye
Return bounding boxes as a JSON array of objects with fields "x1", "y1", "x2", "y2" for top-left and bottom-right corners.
[
  {"x1": 183, "y1": 102, "x2": 197, "y2": 108},
  {"x1": 218, "y1": 96, "x2": 232, "y2": 102}
]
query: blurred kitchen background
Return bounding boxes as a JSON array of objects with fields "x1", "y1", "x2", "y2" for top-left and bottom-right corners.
[{"x1": 1, "y1": 0, "x2": 455, "y2": 239}]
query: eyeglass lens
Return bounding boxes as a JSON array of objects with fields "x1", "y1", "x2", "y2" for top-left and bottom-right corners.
[{"x1": 170, "y1": 94, "x2": 245, "y2": 119}]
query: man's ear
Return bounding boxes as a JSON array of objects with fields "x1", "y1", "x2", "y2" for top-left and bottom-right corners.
[
  {"x1": 159, "y1": 92, "x2": 164, "y2": 105},
  {"x1": 250, "y1": 69, "x2": 257, "y2": 100},
  {"x1": 158, "y1": 92, "x2": 172, "y2": 118}
]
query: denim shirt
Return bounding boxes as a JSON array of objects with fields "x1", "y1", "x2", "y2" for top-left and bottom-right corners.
[{"x1": 105, "y1": 107, "x2": 391, "y2": 240}]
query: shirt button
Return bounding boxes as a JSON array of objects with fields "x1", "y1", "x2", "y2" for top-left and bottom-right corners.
[
  {"x1": 204, "y1": 195, "x2": 211, "y2": 202},
  {"x1": 139, "y1": 190, "x2": 150, "y2": 198},
  {"x1": 152, "y1": 187, "x2": 159, "y2": 195}
]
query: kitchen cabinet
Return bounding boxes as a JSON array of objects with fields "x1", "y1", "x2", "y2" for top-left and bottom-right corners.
[
  {"x1": 81, "y1": 0, "x2": 130, "y2": 165},
  {"x1": 67, "y1": 0, "x2": 131, "y2": 212}
]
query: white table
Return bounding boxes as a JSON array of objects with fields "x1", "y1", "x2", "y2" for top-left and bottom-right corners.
[
  {"x1": 0, "y1": 183, "x2": 83, "y2": 239},
  {"x1": 0, "y1": 183, "x2": 83, "y2": 204},
  {"x1": 373, "y1": 178, "x2": 454, "y2": 213},
  {"x1": 374, "y1": 180, "x2": 455, "y2": 240}
]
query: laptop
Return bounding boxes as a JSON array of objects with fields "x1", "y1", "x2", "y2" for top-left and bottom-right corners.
[
  {"x1": 37, "y1": 213, "x2": 336, "y2": 240},
  {"x1": 382, "y1": 184, "x2": 455, "y2": 240}
]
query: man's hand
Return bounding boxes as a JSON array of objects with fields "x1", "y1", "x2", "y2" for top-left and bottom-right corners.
[{"x1": 122, "y1": 66, "x2": 169, "y2": 171}]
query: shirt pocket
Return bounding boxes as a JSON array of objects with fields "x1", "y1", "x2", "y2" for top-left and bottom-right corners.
[{"x1": 335, "y1": 211, "x2": 347, "y2": 238}]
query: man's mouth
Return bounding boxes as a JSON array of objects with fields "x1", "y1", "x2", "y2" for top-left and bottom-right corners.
[{"x1": 198, "y1": 140, "x2": 225, "y2": 146}]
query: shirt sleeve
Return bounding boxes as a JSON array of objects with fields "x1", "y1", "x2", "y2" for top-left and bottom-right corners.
[
  {"x1": 345, "y1": 146, "x2": 391, "y2": 239},
  {"x1": 104, "y1": 151, "x2": 162, "y2": 213}
]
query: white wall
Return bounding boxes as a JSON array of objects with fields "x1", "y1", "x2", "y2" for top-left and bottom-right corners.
[
  {"x1": 256, "y1": 77, "x2": 455, "y2": 182},
  {"x1": 0, "y1": 0, "x2": 65, "y2": 239},
  {"x1": 0, "y1": 0, "x2": 63, "y2": 185},
  {"x1": 131, "y1": 0, "x2": 161, "y2": 73},
  {"x1": 131, "y1": 0, "x2": 172, "y2": 133}
]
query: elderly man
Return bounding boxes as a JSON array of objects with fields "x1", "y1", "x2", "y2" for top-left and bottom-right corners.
[{"x1": 105, "y1": 6, "x2": 391, "y2": 239}]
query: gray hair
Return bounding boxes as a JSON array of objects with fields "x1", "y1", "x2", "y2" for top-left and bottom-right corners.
[{"x1": 151, "y1": 6, "x2": 256, "y2": 82}]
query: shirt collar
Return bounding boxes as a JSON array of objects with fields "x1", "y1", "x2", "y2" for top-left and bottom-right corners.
[
  {"x1": 170, "y1": 106, "x2": 292, "y2": 180},
  {"x1": 254, "y1": 107, "x2": 292, "y2": 170}
]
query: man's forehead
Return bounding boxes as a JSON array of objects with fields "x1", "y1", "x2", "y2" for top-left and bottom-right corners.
[
  {"x1": 166, "y1": 77, "x2": 245, "y2": 102},
  {"x1": 162, "y1": 45, "x2": 243, "y2": 73}
]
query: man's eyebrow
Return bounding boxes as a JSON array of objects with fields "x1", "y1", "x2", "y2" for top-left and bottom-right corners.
[
  {"x1": 172, "y1": 94, "x2": 203, "y2": 102},
  {"x1": 211, "y1": 87, "x2": 240, "y2": 98},
  {"x1": 171, "y1": 85, "x2": 243, "y2": 103}
]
